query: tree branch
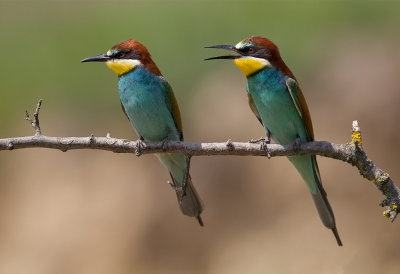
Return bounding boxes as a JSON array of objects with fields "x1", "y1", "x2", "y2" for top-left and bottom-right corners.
[{"x1": 1, "y1": 100, "x2": 399, "y2": 222}]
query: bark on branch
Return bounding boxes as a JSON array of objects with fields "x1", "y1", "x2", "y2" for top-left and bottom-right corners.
[{"x1": 1, "y1": 100, "x2": 399, "y2": 222}]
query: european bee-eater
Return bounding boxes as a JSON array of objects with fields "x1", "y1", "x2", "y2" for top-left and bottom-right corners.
[
  {"x1": 206, "y1": 36, "x2": 342, "y2": 245},
  {"x1": 82, "y1": 39, "x2": 204, "y2": 225}
]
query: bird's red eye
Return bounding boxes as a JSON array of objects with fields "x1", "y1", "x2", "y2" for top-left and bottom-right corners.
[
  {"x1": 119, "y1": 52, "x2": 125, "y2": 58},
  {"x1": 248, "y1": 47, "x2": 255, "y2": 53}
]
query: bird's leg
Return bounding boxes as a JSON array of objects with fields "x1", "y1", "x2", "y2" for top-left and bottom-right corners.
[
  {"x1": 135, "y1": 136, "x2": 146, "y2": 156},
  {"x1": 293, "y1": 135, "x2": 302, "y2": 151},
  {"x1": 265, "y1": 129, "x2": 271, "y2": 144},
  {"x1": 160, "y1": 137, "x2": 169, "y2": 151},
  {"x1": 260, "y1": 138, "x2": 271, "y2": 159}
]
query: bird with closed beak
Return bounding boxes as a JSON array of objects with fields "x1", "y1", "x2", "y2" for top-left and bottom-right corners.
[{"x1": 82, "y1": 39, "x2": 204, "y2": 225}]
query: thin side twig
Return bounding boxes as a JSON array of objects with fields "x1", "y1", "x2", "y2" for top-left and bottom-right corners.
[{"x1": 25, "y1": 99, "x2": 43, "y2": 136}]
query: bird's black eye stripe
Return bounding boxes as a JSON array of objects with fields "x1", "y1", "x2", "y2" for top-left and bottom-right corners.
[
  {"x1": 117, "y1": 51, "x2": 129, "y2": 58},
  {"x1": 109, "y1": 50, "x2": 140, "y2": 60},
  {"x1": 110, "y1": 51, "x2": 129, "y2": 59},
  {"x1": 239, "y1": 46, "x2": 256, "y2": 54}
]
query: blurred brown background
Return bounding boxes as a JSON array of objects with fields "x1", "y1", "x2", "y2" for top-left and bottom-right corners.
[{"x1": 1, "y1": 1, "x2": 399, "y2": 273}]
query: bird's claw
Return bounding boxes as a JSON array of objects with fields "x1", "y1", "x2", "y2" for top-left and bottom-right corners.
[
  {"x1": 293, "y1": 136, "x2": 302, "y2": 151},
  {"x1": 160, "y1": 138, "x2": 169, "y2": 151},
  {"x1": 261, "y1": 139, "x2": 271, "y2": 159},
  {"x1": 249, "y1": 136, "x2": 271, "y2": 158},
  {"x1": 135, "y1": 138, "x2": 146, "y2": 156}
]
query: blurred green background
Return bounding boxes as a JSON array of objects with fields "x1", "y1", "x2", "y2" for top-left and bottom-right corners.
[{"x1": 1, "y1": 0, "x2": 400, "y2": 273}]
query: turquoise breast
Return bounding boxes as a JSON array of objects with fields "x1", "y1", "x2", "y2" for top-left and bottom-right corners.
[
  {"x1": 118, "y1": 66, "x2": 180, "y2": 142},
  {"x1": 247, "y1": 67, "x2": 309, "y2": 144}
]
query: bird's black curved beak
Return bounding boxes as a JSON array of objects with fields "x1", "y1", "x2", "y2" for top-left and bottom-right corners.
[
  {"x1": 204, "y1": 45, "x2": 240, "y2": 60},
  {"x1": 81, "y1": 54, "x2": 110, "y2": 63}
]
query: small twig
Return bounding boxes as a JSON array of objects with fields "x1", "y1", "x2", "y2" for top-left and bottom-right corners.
[
  {"x1": 351, "y1": 120, "x2": 362, "y2": 146},
  {"x1": 25, "y1": 99, "x2": 43, "y2": 136}
]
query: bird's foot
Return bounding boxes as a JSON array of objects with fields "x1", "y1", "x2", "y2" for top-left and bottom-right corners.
[
  {"x1": 160, "y1": 137, "x2": 169, "y2": 151},
  {"x1": 293, "y1": 136, "x2": 302, "y2": 151},
  {"x1": 249, "y1": 136, "x2": 271, "y2": 158},
  {"x1": 135, "y1": 137, "x2": 146, "y2": 156}
]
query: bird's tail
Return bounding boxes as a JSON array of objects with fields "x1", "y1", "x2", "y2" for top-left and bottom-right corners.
[
  {"x1": 170, "y1": 173, "x2": 204, "y2": 226},
  {"x1": 157, "y1": 153, "x2": 204, "y2": 225},
  {"x1": 289, "y1": 155, "x2": 342, "y2": 246},
  {"x1": 311, "y1": 184, "x2": 342, "y2": 246}
]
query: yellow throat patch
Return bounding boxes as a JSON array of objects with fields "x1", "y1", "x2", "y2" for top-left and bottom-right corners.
[
  {"x1": 233, "y1": 57, "x2": 269, "y2": 77},
  {"x1": 106, "y1": 59, "x2": 141, "y2": 76}
]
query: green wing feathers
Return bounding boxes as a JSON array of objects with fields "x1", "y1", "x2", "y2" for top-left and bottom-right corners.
[
  {"x1": 164, "y1": 83, "x2": 184, "y2": 140},
  {"x1": 286, "y1": 78, "x2": 314, "y2": 140},
  {"x1": 247, "y1": 93, "x2": 264, "y2": 126}
]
